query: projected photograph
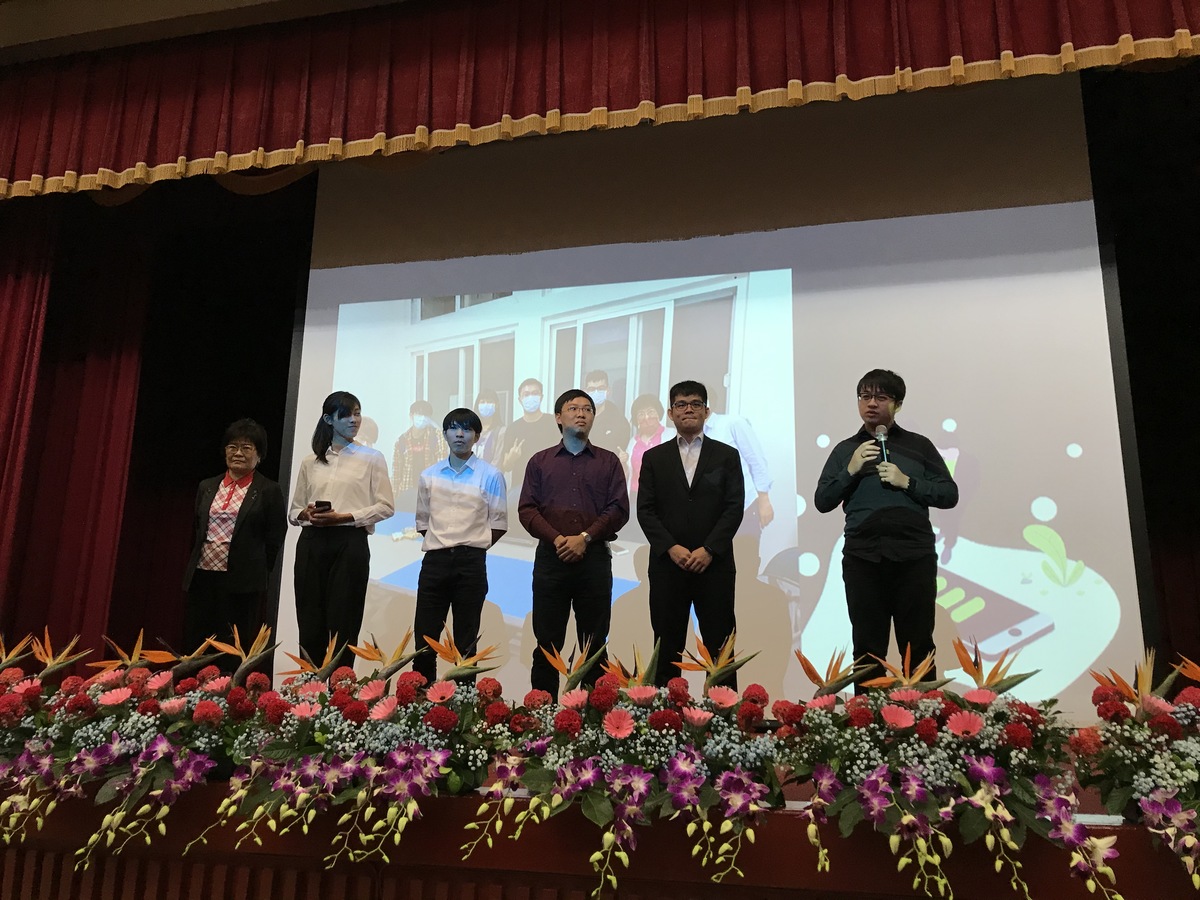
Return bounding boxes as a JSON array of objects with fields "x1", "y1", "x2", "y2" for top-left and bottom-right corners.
[{"x1": 317, "y1": 271, "x2": 796, "y2": 698}]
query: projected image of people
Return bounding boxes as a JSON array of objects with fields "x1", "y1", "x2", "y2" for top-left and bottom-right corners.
[{"x1": 392, "y1": 400, "x2": 441, "y2": 513}]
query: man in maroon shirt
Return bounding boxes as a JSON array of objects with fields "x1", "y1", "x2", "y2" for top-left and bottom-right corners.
[{"x1": 519, "y1": 389, "x2": 630, "y2": 698}]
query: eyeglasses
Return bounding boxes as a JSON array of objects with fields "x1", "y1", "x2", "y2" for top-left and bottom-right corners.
[
  {"x1": 562, "y1": 404, "x2": 595, "y2": 415},
  {"x1": 225, "y1": 443, "x2": 256, "y2": 454},
  {"x1": 671, "y1": 400, "x2": 707, "y2": 411},
  {"x1": 857, "y1": 392, "x2": 894, "y2": 403}
]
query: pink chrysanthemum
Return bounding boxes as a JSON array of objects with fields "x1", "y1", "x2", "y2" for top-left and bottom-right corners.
[
  {"x1": 682, "y1": 707, "x2": 714, "y2": 728},
  {"x1": 370, "y1": 696, "x2": 398, "y2": 720},
  {"x1": 603, "y1": 707, "x2": 636, "y2": 739},
  {"x1": 624, "y1": 685, "x2": 659, "y2": 706},
  {"x1": 946, "y1": 709, "x2": 984, "y2": 738},
  {"x1": 98, "y1": 687, "x2": 132, "y2": 706},
  {"x1": 880, "y1": 704, "x2": 916, "y2": 729},
  {"x1": 297, "y1": 681, "x2": 326, "y2": 697},
  {"x1": 204, "y1": 676, "x2": 231, "y2": 694},
  {"x1": 962, "y1": 688, "x2": 998, "y2": 706},
  {"x1": 807, "y1": 694, "x2": 837, "y2": 711},
  {"x1": 145, "y1": 671, "x2": 173, "y2": 694},
  {"x1": 888, "y1": 688, "x2": 924, "y2": 705},
  {"x1": 706, "y1": 686, "x2": 739, "y2": 709},
  {"x1": 357, "y1": 679, "x2": 386, "y2": 703},
  {"x1": 560, "y1": 687, "x2": 590, "y2": 710},
  {"x1": 159, "y1": 697, "x2": 187, "y2": 716},
  {"x1": 426, "y1": 681, "x2": 457, "y2": 703},
  {"x1": 1141, "y1": 694, "x2": 1175, "y2": 717}
]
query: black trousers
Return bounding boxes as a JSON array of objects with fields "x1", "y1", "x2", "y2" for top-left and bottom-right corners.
[
  {"x1": 648, "y1": 555, "x2": 737, "y2": 688},
  {"x1": 842, "y1": 552, "x2": 938, "y2": 692},
  {"x1": 530, "y1": 541, "x2": 612, "y2": 699},
  {"x1": 413, "y1": 545, "x2": 488, "y2": 683},
  {"x1": 294, "y1": 526, "x2": 370, "y2": 670},
  {"x1": 183, "y1": 569, "x2": 264, "y2": 664}
]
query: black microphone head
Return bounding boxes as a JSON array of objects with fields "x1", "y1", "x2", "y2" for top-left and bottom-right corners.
[{"x1": 874, "y1": 425, "x2": 889, "y2": 441}]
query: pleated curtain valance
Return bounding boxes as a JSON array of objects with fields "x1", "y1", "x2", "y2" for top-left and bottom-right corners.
[{"x1": 2, "y1": 0, "x2": 1198, "y2": 201}]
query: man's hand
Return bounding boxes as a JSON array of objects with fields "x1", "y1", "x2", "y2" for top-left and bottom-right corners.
[
  {"x1": 877, "y1": 461, "x2": 910, "y2": 489},
  {"x1": 847, "y1": 439, "x2": 881, "y2": 476},
  {"x1": 683, "y1": 546, "x2": 713, "y2": 573},
  {"x1": 309, "y1": 509, "x2": 354, "y2": 527},
  {"x1": 502, "y1": 438, "x2": 525, "y2": 470},
  {"x1": 555, "y1": 533, "x2": 588, "y2": 563},
  {"x1": 668, "y1": 544, "x2": 691, "y2": 568},
  {"x1": 756, "y1": 493, "x2": 774, "y2": 528}
]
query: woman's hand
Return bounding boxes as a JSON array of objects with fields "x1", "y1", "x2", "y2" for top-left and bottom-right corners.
[{"x1": 309, "y1": 509, "x2": 354, "y2": 527}]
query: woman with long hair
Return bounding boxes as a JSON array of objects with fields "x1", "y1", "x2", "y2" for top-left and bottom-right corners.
[{"x1": 290, "y1": 391, "x2": 394, "y2": 668}]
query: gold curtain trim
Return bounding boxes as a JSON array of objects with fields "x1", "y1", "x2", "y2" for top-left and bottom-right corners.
[{"x1": 3, "y1": 32, "x2": 1197, "y2": 202}]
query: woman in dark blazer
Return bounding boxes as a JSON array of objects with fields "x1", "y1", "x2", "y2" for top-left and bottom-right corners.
[{"x1": 182, "y1": 418, "x2": 287, "y2": 653}]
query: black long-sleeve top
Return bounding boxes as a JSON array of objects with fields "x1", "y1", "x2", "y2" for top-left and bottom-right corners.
[{"x1": 815, "y1": 424, "x2": 958, "y2": 562}]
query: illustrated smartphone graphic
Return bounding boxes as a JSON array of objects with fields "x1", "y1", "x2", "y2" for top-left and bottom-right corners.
[{"x1": 936, "y1": 571, "x2": 1054, "y2": 660}]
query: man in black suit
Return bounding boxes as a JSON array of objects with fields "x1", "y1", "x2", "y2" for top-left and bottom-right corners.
[
  {"x1": 182, "y1": 419, "x2": 287, "y2": 655},
  {"x1": 637, "y1": 381, "x2": 745, "y2": 687}
]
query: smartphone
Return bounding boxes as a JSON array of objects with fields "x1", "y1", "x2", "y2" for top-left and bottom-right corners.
[
  {"x1": 936, "y1": 571, "x2": 1053, "y2": 660},
  {"x1": 313, "y1": 500, "x2": 332, "y2": 513}
]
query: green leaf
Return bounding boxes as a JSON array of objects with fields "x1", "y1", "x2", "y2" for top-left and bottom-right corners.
[
  {"x1": 957, "y1": 805, "x2": 989, "y2": 845},
  {"x1": 1024, "y1": 524, "x2": 1067, "y2": 569},
  {"x1": 94, "y1": 774, "x2": 128, "y2": 807},
  {"x1": 1065, "y1": 559, "x2": 1085, "y2": 586},
  {"x1": 520, "y1": 768, "x2": 558, "y2": 796},
  {"x1": 1104, "y1": 785, "x2": 1134, "y2": 817},
  {"x1": 1041, "y1": 559, "x2": 1064, "y2": 587},
  {"x1": 837, "y1": 798, "x2": 864, "y2": 838},
  {"x1": 446, "y1": 771, "x2": 462, "y2": 795},
  {"x1": 580, "y1": 793, "x2": 614, "y2": 828}
]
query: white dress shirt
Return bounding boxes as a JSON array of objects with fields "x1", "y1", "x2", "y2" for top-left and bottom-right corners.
[
  {"x1": 289, "y1": 442, "x2": 395, "y2": 533},
  {"x1": 677, "y1": 433, "x2": 704, "y2": 487},
  {"x1": 415, "y1": 454, "x2": 508, "y2": 551}
]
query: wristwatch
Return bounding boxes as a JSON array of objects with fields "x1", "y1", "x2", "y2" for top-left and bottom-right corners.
[{"x1": 581, "y1": 531, "x2": 593, "y2": 544}]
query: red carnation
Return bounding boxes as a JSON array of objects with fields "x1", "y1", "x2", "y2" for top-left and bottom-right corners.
[
  {"x1": 1092, "y1": 685, "x2": 1123, "y2": 707},
  {"x1": 59, "y1": 676, "x2": 85, "y2": 696},
  {"x1": 14, "y1": 681, "x2": 42, "y2": 703},
  {"x1": 175, "y1": 677, "x2": 199, "y2": 694},
  {"x1": 256, "y1": 690, "x2": 281, "y2": 709},
  {"x1": 330, "y1": 666, "x2": 358, "y2": 690},
  {"x1": 329, "y1": 688, "x2": 353, "y2": 710},
  {"x1": 667, "y1": 678, "x2": 691, "y2": 706},
  {"x1": 192, "y1": 699, "x2": 224, "y2": 727},
  {"x1": 1177, "y1": 686, "x2": 1200, "y2": 708},
  {"x1": 197, "y1": 665, "x2": 221, "y2": 684},
  {"x1": 477, "y1": 677, "x2": 503, "y2": 701},
  {"x1": 395, "y1": 683, "x2": 419, "y2": 706},
  {"x1": 126, "y1": 667, "x2": 151, "y2": 686},
  {"x1": 772, "y1": 700, "x2": 805, "y2": 727},
  {"x1": 1010, "y1": 701, "x2": 1044, "y2": 727},
  {"x1": 126, "y1": 681, "x2": 146, "y2": 700},
  {"x1": 0, "y1": 694, "x2": 27, "y2": 727},
  {"x1": 1149, "y1": 713, "x2": 1184, "y2": 741},
  {"x1": 342, "y1": 701, "x2": 369, "y2": 725},
  {"x1": 742, "y1": 684, "x2": 769, "y2": 705},
  {"x1": 137, "y1": 699, "x2": 161, "y2": 716},
  {"x1": 229, "y1": 699, "x2": 256, "y2": 722},
  {"x1": 1001, "y1": 722, "x2": 1034, "y2": 749},
  {"x1": 226, "y1": 686, "x2": 248, "y2": 706},
  {"x1": 509, "y1": 713, "x2": 541, "y2": 735},
  {"x1": 589, "y1": 686, "x2": 619, "y2": 714},
  {"x1": 1069, "y1": 726, "x2": 1103, "y2": 757},
  {"x1": 1097, "y1": 700, "x2": 1131, "y2": 723},
  {"x1": 737, "y1": 701, "x2": 764, "y2": 732},
  {"x1": 0, "y1": 667, "x2": 25, "y2": 686},
  {"x1": 849, "y1": 706, "x2": 875, "y2": 729},
  {"x1": 915, "y1": 717, "x2": 939, "y2": 746},
  {"x1": 922, "y1": 689, "x2": 945, "y2": 701},
  {"x1": 523, "y1": 689, "x2": 553, "y2": 710},
  {"x1": 484, "y1": 700, "x2": 511, "y2": 726},
  {"x1": 553, "y1": 708, "x2": 584, "y2": 738},
  {"x1": 262, "y1": 697, "x2": 290, "y2": 725},
  {"x1": 938, "y1": 700, "x2": 962, "y2": 724},
  {"x1": 397, "y1": 671, "x2": 428, "y2": 690},
  {"x1": 423, "y1": 705, "x2": 459, "y2": 733},
  {"x1": 648, "y1": 709, "x2": 683, "y2": 733},
  {"x1": 596, "y1": 673, "x2": 620, "y2": 691},
  {"x1": 65, "y1": 694, "x2": 96, "y2": 717},
  {"x1": 245, "y1": 672, "x2": 271, "y2": 693}
]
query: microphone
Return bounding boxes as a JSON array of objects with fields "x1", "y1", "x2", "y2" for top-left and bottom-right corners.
[{"x1": 874, "y1": 425, "x2": 889, "y2": 463}]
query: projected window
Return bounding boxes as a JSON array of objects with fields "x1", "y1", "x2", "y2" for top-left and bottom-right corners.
[
  {"x1": 418, "y1": 293, "x2": 513, "y2": 320},
  {"x1": 415, "y1": 333, "x2": 515, "y2": 414}
]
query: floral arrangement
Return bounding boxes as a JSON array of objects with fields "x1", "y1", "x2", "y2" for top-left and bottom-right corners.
[
  {"x1": 0, "y1": 625, "x2": 1187, "y2": 897},
  {"x1": 1072, "y1": 649, "x2": 1200, "y2": 889}
]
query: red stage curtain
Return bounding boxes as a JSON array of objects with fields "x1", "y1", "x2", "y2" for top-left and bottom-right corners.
[
  {"x1": 2, "y1": 0, "x2": 1199, "y2": 201},
  {"x1": 0, "y1": 199, "x2": 58, "y2": 616},
  {"x1": 1, "y1": 211, "x2": 149, "y2": 652}
]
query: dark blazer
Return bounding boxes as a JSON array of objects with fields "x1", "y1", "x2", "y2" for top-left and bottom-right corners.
[
  {"x1": 636, "y1": 436, "x2": 745, "y2": 568},
  {"x1": 182, "y1": 471, "x2": 287, "y2": 593}
]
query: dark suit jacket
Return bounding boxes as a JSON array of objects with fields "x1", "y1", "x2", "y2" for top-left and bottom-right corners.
[
  {"x1": 182, "y1": 471, "x2": 287, "y2": 593},
  {"x1": 636, "y1": 437, "x2": 745, "y2": 569}
]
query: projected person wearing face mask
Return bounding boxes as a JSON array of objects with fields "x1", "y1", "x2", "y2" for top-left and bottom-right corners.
[
  {"x1": 584, "y1": 369, "x2": 631, "y2": 458},
  {"x1": 501, "y1": 378, "x2": 561, "y2": 494},
  {"x1": 473, "y1": 388, "x2": 507, "y2": 466},
  {"x1": 519, "y1": 390, "x2": 629, "y2": 699},
  {"x1": 815, "y1": 369, "x2": 958, "y2": 691}
]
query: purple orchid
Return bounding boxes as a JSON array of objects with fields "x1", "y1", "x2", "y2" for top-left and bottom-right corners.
[
  {"x1": 965, "y1": 754, "x2": 1007, "y2": 789},
  {"x1": 812, "y1": 764, "x2": 842, "y2": 803},
  {"x1": 898, "y1": 768, "x2": 928, "y2": 804}
]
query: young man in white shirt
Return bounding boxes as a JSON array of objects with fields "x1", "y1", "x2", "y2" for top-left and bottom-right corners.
[{"x1": 412, "y1": 408, "x2": 508, "y2": 682}]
